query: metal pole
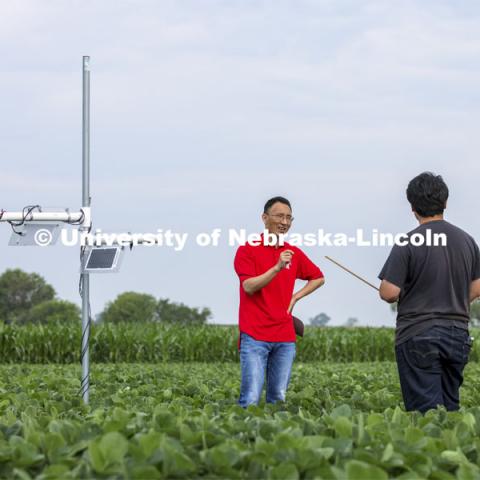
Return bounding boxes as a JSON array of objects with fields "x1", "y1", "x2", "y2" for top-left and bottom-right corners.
[
  {"x1": 81, "y1": 56, "x2": 91, "y2": 403},
  {"x1": 0, "y1": 211, "x2": 85, "y2": 222}
]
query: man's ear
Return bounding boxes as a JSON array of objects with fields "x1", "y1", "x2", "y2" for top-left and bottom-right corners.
[{"x1": 261, "y1": 213, "x2": 268, "y2": 225}]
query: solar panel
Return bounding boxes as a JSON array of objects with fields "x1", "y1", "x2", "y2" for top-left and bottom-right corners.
[
  {"x1": 86, "y1": 248, "x2": 117, "y2": 269},
  {"x1": 82, "y1": 246, "x2": 124, "y2": 273}
]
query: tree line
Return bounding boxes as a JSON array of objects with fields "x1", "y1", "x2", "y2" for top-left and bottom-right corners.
[
  {"x1": 0, "y1": 269, "x2": 211, "y2": 325},
  {"x1": 1, "y1": 268, "x2": 479, "y2": 326}
]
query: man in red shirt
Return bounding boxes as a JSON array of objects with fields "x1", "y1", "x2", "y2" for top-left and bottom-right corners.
[{"x1": 234, "y1": 196, "x2": 325, "y2": 407}]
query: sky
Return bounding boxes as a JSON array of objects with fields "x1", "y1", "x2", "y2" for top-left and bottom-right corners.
[{"x1": 1, "y1": 0, "x2": 479, "y2": 326}]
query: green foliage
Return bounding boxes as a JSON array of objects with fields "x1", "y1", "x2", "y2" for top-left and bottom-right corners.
[
  {"x1": 99, "y1": 293, "x2": 211, "y2": 325},
  {"x1": 100, "y1": 292, "x2": 158, "y2": 323},
  {"x1": 0, "y1": 269, "x2": 55, "y2": 324},
  {"x1": 21, "y1": 300, "x2": 81, "y2": 325},
  {"x1": 157, "y1": 298, "x2": 211, "y2": 325},
  {"x1": 0, "y1": 325, "x2": 479, "y2": 363},
  {"x1": 1, "y1": 362, "x2": 480, "y2": 478}
]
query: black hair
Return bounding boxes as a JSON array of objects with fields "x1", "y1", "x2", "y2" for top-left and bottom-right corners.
[
  {"x1": 263, "y1": 196, "x2": 291, "y2": 214},
  {"x1": 406, "y1": 172, "x2": 449, "y2": 217}
]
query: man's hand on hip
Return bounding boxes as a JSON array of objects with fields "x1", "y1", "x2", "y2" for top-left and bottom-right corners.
[{"x1": 287, "y1": 295, "x2": 298, "y2": 314}]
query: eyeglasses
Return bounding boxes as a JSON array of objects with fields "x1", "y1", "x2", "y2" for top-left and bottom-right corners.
[{"x1": 267, "y1": 214, "x2": 294, "y2": 223}]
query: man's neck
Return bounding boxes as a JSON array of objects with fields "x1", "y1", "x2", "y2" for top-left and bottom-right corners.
[{"x1": 417, "y1": 214, "x2": 444, "y2": 225}]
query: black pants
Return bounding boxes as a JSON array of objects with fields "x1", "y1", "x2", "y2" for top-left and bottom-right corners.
[{"x1": 395, "y1": 325, "x2": 472, "y2": 413}]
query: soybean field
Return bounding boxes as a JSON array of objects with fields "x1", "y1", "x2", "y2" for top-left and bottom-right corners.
[{"x1": 1, "y1": 326, "x2": 480, "y2": 478}]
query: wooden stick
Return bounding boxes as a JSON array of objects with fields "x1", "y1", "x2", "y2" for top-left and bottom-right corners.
[{"x1": 324, "y1": 255, "x2": 379, "y2": 291}]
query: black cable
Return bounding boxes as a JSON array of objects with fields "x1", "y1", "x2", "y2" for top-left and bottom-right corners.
[
  {"x1": 9, "y1": 205, "x2": 41, "y2": 226},
  {"x1": 78, "y1": 281, "x2": 92, "y2": 397},
  {"x1": 78, "y1": 243, "x2": 94, "y2": 398},
  {"x1": 66, "y1": 208, "x2": 86, "y2": 226},
  {"x1": 8, "y1": 205, "x2": 41, "y2": 236}
]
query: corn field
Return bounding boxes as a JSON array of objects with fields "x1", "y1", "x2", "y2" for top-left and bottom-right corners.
[{"x1": 0, "y1": 323, "x2": 478, "y2": 363}]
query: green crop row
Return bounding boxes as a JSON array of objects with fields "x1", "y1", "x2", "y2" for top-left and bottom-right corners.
[
  {"x1": 0, "y1": 362, "x2": 480, "y2": 478},
  {"x1": 0, "y1": 322, "x2": 479, "y2": 363}
]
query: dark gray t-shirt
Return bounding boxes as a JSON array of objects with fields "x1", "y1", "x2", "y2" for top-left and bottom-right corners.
[{"x1": 378, "y1": 220, "x2": 480, "y2": 345}]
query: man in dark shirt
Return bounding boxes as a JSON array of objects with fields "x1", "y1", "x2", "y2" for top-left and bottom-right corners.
[{"x1": 379, "y1": 172, "x2": 480, "y2": 413}]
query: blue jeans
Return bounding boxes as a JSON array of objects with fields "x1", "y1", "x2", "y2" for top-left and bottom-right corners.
[
  {"x1": 395, "y1": 325, "x2": 472, "y2": 413},
  {"x1": 238, "y1": 333, "x2": 296, "y2": 407}
]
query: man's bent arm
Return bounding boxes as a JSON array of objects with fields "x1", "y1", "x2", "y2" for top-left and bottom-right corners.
[
  {"x1": 293, "y1": 278, "x2": 325, "y2": 302},
  {"x1": 379, "y1": 279, "x2": 401, "y2": 303},
  {"x1": 242, "y1": 266, "x2": 280, "y2": 295},
  {"x1": 242, "y1": 249, "x2": 294, "y2": 295},
  {"x1": 470, "y1": 279, "x2": 480, "y2": 302},
  {"x1": 288, "y1": 277, "x2": 325, "y2": 313}
]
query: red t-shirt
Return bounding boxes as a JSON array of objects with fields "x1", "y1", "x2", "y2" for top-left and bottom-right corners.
[{"x1": 234, "y1": 240, "x2": 324, "y2": 342}]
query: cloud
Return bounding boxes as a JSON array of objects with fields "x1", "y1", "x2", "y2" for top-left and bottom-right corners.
[{"x1": 0, "y1": 1, "x2": 479, "y2": 324}]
